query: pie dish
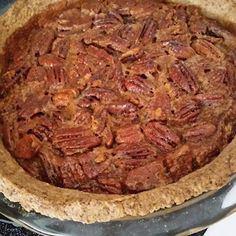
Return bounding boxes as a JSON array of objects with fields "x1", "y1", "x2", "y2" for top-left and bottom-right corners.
[{"x1": 0, "y1": 0, "x2": 236, "y2": 224}]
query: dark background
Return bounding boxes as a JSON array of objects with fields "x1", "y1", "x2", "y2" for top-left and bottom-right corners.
[{"x1": 0, "y1": 215, "x2": 38, "y2": 236}]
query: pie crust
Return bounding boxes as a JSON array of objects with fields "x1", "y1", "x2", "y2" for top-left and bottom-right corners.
[{"x1": 0, "y1": 0, "x2": 236, "y2": 224}]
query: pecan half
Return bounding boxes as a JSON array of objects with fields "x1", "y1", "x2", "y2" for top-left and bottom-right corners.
[
  {"x1": 97, "y1": 177, "x2": 123, "y2": 194},
  {"x1": 162, "y1": 40, "x2": 195, "y2": 59},
  {"x1": 17, "y1": 115, "x2": 52, "y2": 140},
  {"x1": 83, "y1": 87, "x2": 118, "y2": 104},
  {"x1": 105, "y1": 34, "x2": 130, "y2": 53},
  {"x1": 192, "y1": 39, "x2": 224, "y2": 60},
  {"x1": 143, "y1": 122, "x2": 180, "y2": 152},
  {"x1": 129, "y1": 55, "x2": 156, "y2": 75},
  {"x1": 17, "y1": 158, "x2": 46, "y2": 181},
  {"x1": 52, "y1": 38, "x2": 70, "y2": 59},
  {"x1": 125, "y1": 76, "x2": 154, "y2": 97},
  {"x1": 61, "y1": 156, "x2": 87, "y2": 188},
  {"x1": 130, "y1": 0, "x2": 159, "y2": 18},
  {"x1": 207, "y1": 67, "x2": 227, "y2": 84},
  {"x1": 39, "y1": 147, "x2": 63, "y2": 186},
  {"x1": 38, "y1": 54, "x2": 64, "y2": 67},
  {"x1": 77, "y1": 97, "x2": 93, "y2": 108},
  {"x1": 114, "y1": 158, "x2": 152, "y2": 171},
  {"x1": 169, "y1": 60, "x2": 199, "y2": 94},
  {"x1": 116, "y1": 124, "x2": 144, "y2": 144},
  {"x1": 52, "y1": 89, "x2": 77, "y2": 107},
  {"x1": 52, "y1": 127, "x2": 101, "y2": 155},
  {"x1": 174, "y1": 101, "x2": 201, "y2": 124},
  {"x1": 111, "y1": 24, "x2": 141, "y2": 51},
  {"x1": 30, "y1": 28, "x2": 55, "y2": 56},
  {"x1": 183, "y1": 123, "x2": 217, "y2": 141},
  {"x1": 45, "y1": 67, "x2": 68, "y2": 88},
  {"x1": 73, "y1": 109, "x2": 92, "y2": 126},
  {"x1": 66, "y1": 61, "x2": 90, "y2": 83},
  {"x1": 78, "y1": 151, "x2": 110, "y2": 178},
  {"x1": 165, "y1": 145, "x2": 193, "y2": 181},
  {"x1": 29, "y1": 117, "x2": 52, "y2": 141},
  {"x1": 175, "y1": 6, "x2": 188, "y2": 22},
  {"x1": 27, "y1": 66, "x2": 46, "y2": 81},
  {"x1": 107, "y1": 101, "x2": 137, "y2": 116},
  {"x1": 93, "y1": 12, "x2": 122, "y2": 30},
  {"x1": 91, "y1": 65, "x2": 115, "y2": 82},
  {"x1": 139, "y1": 17, "x2": 157, "y2": 44},
  {"x1": 194, "y1": 93, "x2": 224, "y2": 105},
  {"x1": 18, "y1": 95, "x2": 49, "y2": 119},
  {"x1": 207, "y1": 65, "x2": 235, "y2": 89},
  {"x1": 86, "y1": 45, "x2": 114, "y2": 65},
  {"x1": 189, "y1": 16, "x2": 207, "y2": 34},
  {"x1": 15, "y1": 134, "x2": 41, "y2": 159},
  {"x1": 125, "y1": 160, "x2": 170, "y2": 191},
  {"x1": 113, "y1": 142, "x2": 156, "y2": 159}
]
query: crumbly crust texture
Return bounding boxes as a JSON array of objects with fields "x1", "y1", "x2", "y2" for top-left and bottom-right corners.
[{"x1": 0, "y1": 0, "x2": 235, "y2": 224}]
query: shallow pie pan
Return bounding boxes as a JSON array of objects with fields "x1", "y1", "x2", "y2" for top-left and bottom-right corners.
[
  {"x1": 0, "y1": 176, "x2": 235, "y2": 236},
  {"x1": 0, "y1": 0, "x2": 236, "y2": 235}
]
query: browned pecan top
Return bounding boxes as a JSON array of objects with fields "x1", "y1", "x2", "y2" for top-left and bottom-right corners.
[{"x1": 0, "y1": 0, "x2": 236, "y2": 194}]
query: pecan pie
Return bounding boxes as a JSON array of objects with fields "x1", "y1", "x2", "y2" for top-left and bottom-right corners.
[{"x1": 0, "y1": 0, "x2": 236, "y2": 224}]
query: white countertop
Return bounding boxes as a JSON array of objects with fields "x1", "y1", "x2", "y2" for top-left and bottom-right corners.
[
  {"x1": 205, "y1": 181, "x2": 236, "y2": 236},
  {"x1": 205, "y1": 212, "x2": 236, "y2": 236}
]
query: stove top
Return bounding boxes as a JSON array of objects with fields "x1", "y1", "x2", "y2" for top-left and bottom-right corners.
[{"x1": 0, "y1": 214, "x2": 38, "y2": 236}]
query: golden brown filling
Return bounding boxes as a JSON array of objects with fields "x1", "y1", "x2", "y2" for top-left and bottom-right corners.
[{"x1": 0, "y1": 0, "x2": 236, "y2": 194}]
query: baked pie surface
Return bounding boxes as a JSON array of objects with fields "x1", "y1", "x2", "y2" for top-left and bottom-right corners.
[{"x1": 0, "y1": 0, "x2": 235, "y2": 223}]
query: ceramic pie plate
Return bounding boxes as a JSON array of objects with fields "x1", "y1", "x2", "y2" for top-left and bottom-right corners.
[{"x1": 0, "y1": 0, "x2": 236, "y2": 235}]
